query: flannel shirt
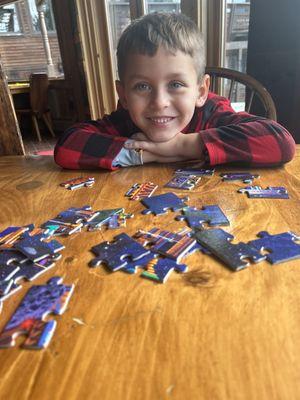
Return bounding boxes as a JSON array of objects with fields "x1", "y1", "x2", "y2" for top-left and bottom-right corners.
[{"x1": 54, "y1": 92, "x2": 295, "y2": 170}]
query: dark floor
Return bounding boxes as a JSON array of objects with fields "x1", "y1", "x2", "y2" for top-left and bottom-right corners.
[{"x1": 22, "y1": 131, "x2": 57, "y2": 155}]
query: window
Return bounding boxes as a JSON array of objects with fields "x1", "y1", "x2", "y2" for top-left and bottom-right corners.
[
  {"x1": 224, "y1": 0, "x2": 250, "y2": 109},
  {"x1": 28, "y1": 0, "x2": 55, "y2": 32},
  {"x1": 0, "y1": 0, "x2": 63, "y2": 81},
  {"x1": 145, "y1": 0, "x2": 180, "y2": 13},
  {"x1": 0, "y1": 3, "x2": 20, "y2": 34}
]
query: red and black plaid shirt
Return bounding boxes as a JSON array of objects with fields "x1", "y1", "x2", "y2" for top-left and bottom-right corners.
[{"x1": 54, "y1": 92, "x2": 295, "y2": 170}]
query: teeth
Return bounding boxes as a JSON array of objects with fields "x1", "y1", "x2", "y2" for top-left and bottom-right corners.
[{"x1": 150, "y1": 117, "x2": 173, "y2": 123}]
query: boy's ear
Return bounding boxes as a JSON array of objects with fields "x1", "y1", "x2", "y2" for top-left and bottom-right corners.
[
  {"x1": 195, "y1": 74, "x2": 210, "y2": 108},
  {"x1": 115, "y1": 80, "x2": 128, "y2": 109}
]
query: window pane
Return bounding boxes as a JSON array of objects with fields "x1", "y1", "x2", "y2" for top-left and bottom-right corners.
[
  {"x1": 0, "y1": 0, "x2": 63, "y2": 81},
  {"x1": 107, "y1": 0, "x2": 130, "y2": 79},
  {"x1": 0, "y1": 3, "x2": 20, "y2": 34},
  {"x1": 145, "y1": 0, "x2": 181, "y2": 14},
  {"x1": 224, "y1": 0, "x2": 250, "y2": 110},
  {"x1": 28, "y1": 0, "x2": 55, "y2": 32}
]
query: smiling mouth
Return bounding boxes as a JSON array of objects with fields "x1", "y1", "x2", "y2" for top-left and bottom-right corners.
[{"x1": 148, "y1": 117, "x2": 175, "y2": 124}]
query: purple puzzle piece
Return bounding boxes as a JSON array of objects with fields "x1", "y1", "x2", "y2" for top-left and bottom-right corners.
[
  {"x1": 141, "y1": 192, "x2": 189, "y2": 215},
  {"x1": 248, "y1": 231, "x2": 300, "y2": 264},
  {"x1": 90, "y1": 233, "x2": 151, "y2": 271},
  {"x1": 176, "y1": 205, "x2": 230, "y2": 229},
  {"x1": 165, "y1": 174, "x2": 201, "y2": 190},
  {"x1": 141, "y1": 258, "x2": 187, "y2": 283},
  {"x1": 238, "y1": 186, "x2": 289, "y2": 199},
  {"x1": 220, "y1": 172, "x2": 259, "y2": 183},
  {"x1": 194, "y1": 228, "x2": 266, "y2": 271},
  {"x1": 175, "y1": 167, "x2": 215, "y2": 176},
  {"x1": 0, "y1": 276, "x2": 74, "y2": 349}
]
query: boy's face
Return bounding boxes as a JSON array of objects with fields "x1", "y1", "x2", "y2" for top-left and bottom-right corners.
[{"x1": 116, "y1": 47, "x2": 209, "y2": 142}]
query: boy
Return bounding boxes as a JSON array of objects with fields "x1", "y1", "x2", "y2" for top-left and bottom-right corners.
[{"x1": 54, "y1": 13, "x2": 295, "y2": 170}]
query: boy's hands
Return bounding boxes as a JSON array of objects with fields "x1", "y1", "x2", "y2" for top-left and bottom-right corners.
[{"x1": 124, "y1": 132, "x2": 206, "y2": 163}]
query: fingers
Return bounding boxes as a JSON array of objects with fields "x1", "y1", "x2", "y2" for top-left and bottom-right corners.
[
  {"x1": 124, "y1": 139, "x2": 153, "y2": 151},
  {"x1": 131, "y1": 132, "x2": 148, "y2": 140}
]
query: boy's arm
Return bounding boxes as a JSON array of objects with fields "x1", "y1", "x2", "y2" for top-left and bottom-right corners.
[
  {"x1": 54, "y1": 108, "x2": 137, "y2": 170},
  {"x1": 126, "y1": 94, "x2": 296, "y2": 167}
]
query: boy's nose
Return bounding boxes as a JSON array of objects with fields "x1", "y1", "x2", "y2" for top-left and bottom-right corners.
[{"x1": 150, "y1": 88, "x2": 170, "y2": 109}]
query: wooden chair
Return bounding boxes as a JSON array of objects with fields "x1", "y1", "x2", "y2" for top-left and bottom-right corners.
[
  {"x1": 205, "y1": 66, "x2": 277, "y2": 121},
  {"x1": 16, "y1": 73, "x2": 56, "y2": 142}
]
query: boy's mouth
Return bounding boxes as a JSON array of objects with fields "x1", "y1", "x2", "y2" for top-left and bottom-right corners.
[{"x1": 147, "y1": 116, "x2": 175, "y2": 124}]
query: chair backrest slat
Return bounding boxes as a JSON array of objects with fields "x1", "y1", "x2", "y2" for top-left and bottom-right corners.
[{"x1": 205, "y1": 66, "x2": 277, "y2": 120}]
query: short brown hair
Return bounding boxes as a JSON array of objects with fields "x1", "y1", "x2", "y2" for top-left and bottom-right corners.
[{"x1": 117, "y1": 12, "x2": 206, "y2": 82}]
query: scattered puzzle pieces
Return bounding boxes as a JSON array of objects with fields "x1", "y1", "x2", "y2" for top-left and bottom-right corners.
[
  {"x1": 248, "y1": 231, "x2": 300, "y2": 264},
  {"x1": 220, "y1": 172, "x2": 259, "y2": 183},
  {"x1": 238, "y1": 186, "x2": 289, "y2": 199},
  {"x1": 176, "y1": 205, "x2": 230, "y2": 229},
  {"x1": 194, "y1": 228, "x2": 266, "y2": 271},
  {"x1": 0, "y1": 277, "x2": 74, "y2": 349},
  {"x1": 141, "y1": 192, "x2": 189, "y2": 215}
]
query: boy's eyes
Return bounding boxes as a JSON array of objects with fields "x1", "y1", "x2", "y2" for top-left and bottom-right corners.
[
  {"x1": 133, "y1": 83, "x2": 151, "y2": 91},
  {"x1": 168, "y1": 81, "x2": 185, "y2": 89},
  {"x1": 133, "y1": 81, "x2": 185, "y2": 91}
]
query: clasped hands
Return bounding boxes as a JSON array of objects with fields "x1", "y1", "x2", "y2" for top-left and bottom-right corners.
[{"x1": 124, "y1": 131, "x2": 205, "y2": 164}]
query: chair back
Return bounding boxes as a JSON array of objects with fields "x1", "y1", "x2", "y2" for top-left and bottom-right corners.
[
  {"x1": 205, "y1": 67, "x2": 277, "y2": 120},
  {"x1": 29, "y1": 73, "x2": 49, "y2": 116}
]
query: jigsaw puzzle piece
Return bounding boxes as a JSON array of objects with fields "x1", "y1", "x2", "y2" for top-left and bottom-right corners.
[
  {"x1": 175, "y1": 167, "x2": 215, "y2": 176},
  {"x1": 0, "y1": 276, "x2": 74, "y2": 349},
  {"x1": 176, "y1": 205, "x2": 230, "y2": 229},
  {"x1": 60, "y1": 176, "x2": 95, "y2": 190},
  {"x1": 121, "y1": 252, "x2": 157, "y2": 274},
  {"x1": 125, "y1": 182, "x2": 158, "y2": 200},
  {"x1": 238, "y1": 186, "x2": 289, "y2": 199},
  {"x1": 194, "y1": 228, "x2": 266, "y2": 271},
  {"x1": 165, "y1": 174, "x2": 201, "y2": 190},
  {"x1": 141, "y1": 258, "x2": 187, "y2": 283},
  {"x1": 86, "y1": 208, "x2": 124, "y2": 231},
  {"x1": 137, "y1": 228, "x2": 196, "y2": 262},
  {"x1": 141, "y1": 192, "x2": 189, "y2": 215},
  {"x1": 0, "y1": 264, "x2": 20, "y2": 296},
  {"x1": 90, "y1": 233, "x2": 150, "y2": 271},
  {"x1": 220, "y1": 172, "x2": 259, "y2": 183},
  {"x1": 248, "y1": 231, "x2": 300, "y2": 264},
  {"x1": 14, "y1": 236, "x2": 64, "y2": 262}
]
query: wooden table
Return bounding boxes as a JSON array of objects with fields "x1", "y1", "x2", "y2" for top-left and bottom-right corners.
[{"x1": 0, "y1": 148, "x2": 299, "y2": 400}]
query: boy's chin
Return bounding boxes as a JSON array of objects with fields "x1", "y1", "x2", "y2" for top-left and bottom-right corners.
[{"x1": 145, "y1": 131, "x2": 178, "y2": 143}]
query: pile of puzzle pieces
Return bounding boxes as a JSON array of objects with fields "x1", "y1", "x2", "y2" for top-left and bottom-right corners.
[{"x1": 90, "y1": 191, "x2": 300, "y2": 281}]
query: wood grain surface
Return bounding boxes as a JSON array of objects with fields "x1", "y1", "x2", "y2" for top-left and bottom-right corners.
[{"x1": 0, "y1": 149, "x2": 299, "y2": 400}]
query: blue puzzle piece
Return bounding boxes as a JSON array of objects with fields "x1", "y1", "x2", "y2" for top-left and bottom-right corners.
[
  {"x1": 220, "y1": 172, "x2": 259, "y2": 183},
  {"x1": 14, "y1": 236, "x2": 65, "y2": 262},
  {"x1": 0, "y1": 276, "x2": 74, "y2": 349},
  {"x1": 165, "y1": 174, "x2": 201, "y2": 190},
  {"x1": 141, "y1": 258, "x2": 187, "y2": 283},
  {"x1": 248, "y1": 231, "x2": 300, "y2": 264},
  {"x1": 86, "y1": 208, "x2": 124, "y2": 231},
  {"x1": 238, "y1": 186, "x2": 289, "y2": 199},
  {"x1": 121, "y1": 252, "x2": 157, "y2": 274},
  {"x1": 194, "y1": 228, "x2": 266, "y2": 271},
  {"x1": 141, "y1": 192, "x2": 189, "y2": 215},
  {"x1": 90, "y1": 233, "x2": 150, "y2": 271},
  {"x1": 176, "y1": 205, "x2": 230, "y2": 229}
]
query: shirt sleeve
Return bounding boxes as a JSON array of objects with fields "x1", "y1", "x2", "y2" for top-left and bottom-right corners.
[
  {"x1": 112, "y1": 144, "x2": 143, "y2": 167},
  {"x1": 54, "y1": 108, "x2": 137, "y2": 170},
  {"x1": 194, "y1": 94, "x2": 296, "y2": 167}
]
